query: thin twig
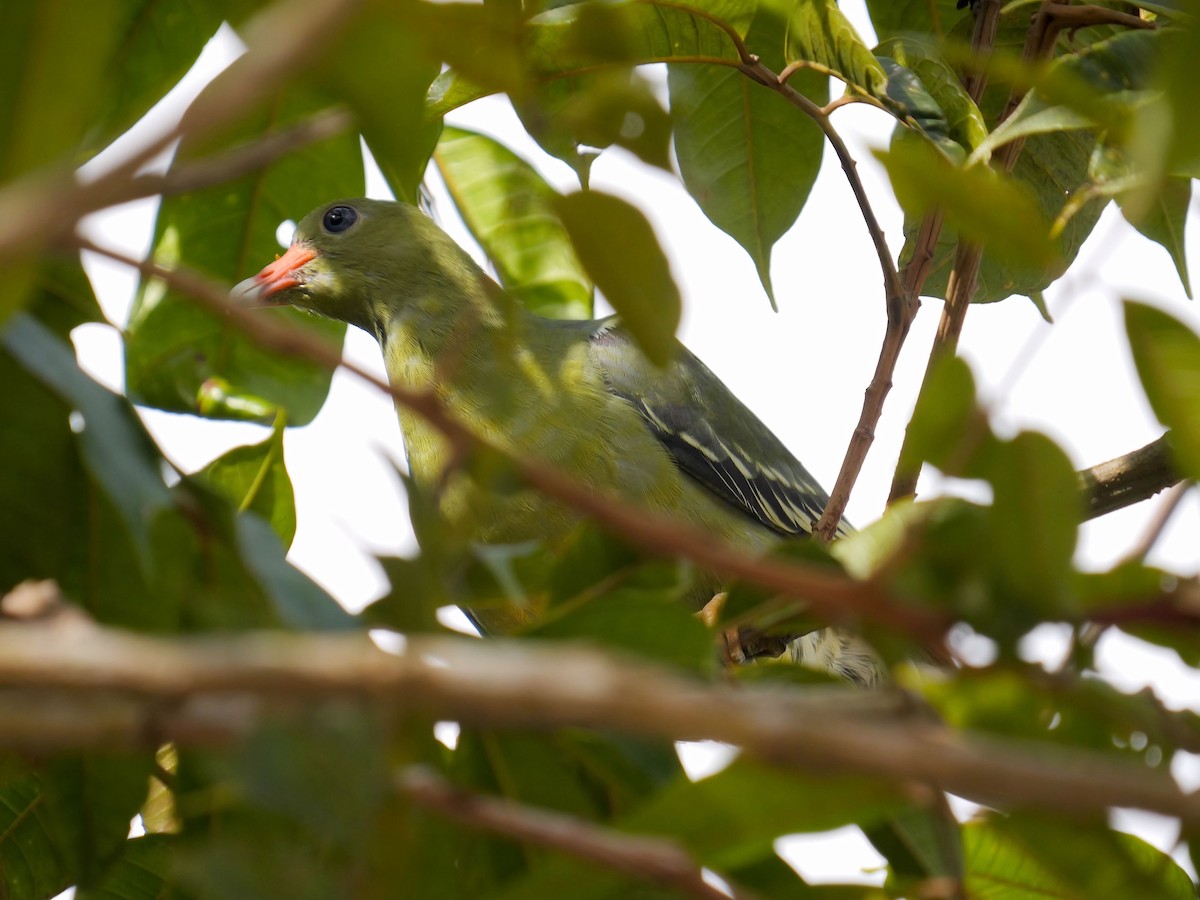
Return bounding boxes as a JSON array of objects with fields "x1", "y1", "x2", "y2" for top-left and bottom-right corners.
[
  {"x1": 815, "y1": 0, "x2": 1010, "y2": 530},
  {"x1": 397, "y1": 767, "x2": 748, "y2": 900},
  {"x1": 1123, "y1": 482, "x2": 1193, "y2": 562},
  {"x1": 0, "y1": 622, "x2": 1196, "y2": 824},
  {"x1": 729, "y1": 55, "x2": 907, "y2": 540}
]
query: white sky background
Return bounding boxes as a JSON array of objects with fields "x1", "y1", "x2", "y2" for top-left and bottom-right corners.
[{"x1": 68, "y1": 1, "x2": 1200, "y2": 887}]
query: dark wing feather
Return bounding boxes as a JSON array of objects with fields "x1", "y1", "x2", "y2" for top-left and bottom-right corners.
[{"x1": 589, "y1": 322, "x2": 845, "y2": 538}]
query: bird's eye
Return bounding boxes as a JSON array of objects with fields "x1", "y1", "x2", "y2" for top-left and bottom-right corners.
[{"x1": 322, "y1": 206, "x2": 358, "y2": 234}]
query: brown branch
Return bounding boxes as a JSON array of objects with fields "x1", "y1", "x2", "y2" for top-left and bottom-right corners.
[
  {"x1": 397, "y1": 767, "x2": 746, "y2": 900},
  {"x1": 1080, "y1": 434, "x2": 1182, "y2": 521},
  {"x1": 0, "y1": 621, "x2": 1196, "y2": 825},
  {"x1": 76, "y1": 239, "x2": 950, "y2": 648},
  {"x1": 731, "y1": 57, "x2": 907, "y2": 541}
]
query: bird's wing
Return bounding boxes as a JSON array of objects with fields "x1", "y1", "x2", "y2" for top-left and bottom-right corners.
[{"x1": 588, "y1": 322, "x2": 842, "y2": 538}]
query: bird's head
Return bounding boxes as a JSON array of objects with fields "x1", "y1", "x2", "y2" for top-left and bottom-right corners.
[{"x1": 232, "y1": 198, "x2": 477, "y2": 334}]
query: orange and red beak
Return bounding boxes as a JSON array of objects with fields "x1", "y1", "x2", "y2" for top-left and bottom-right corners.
[{"x1": 230, "y1": 243, "x2": 317, "y2": 306}]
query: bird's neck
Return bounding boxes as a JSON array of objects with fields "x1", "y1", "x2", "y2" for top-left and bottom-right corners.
[{"x1": 375, "y1": 256, "x2": 523, "y2": 395}]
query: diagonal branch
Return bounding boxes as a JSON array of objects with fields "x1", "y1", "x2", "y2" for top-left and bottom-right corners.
[
  {"x1": 0, "y1": 621, "x2": 1197, "y2": 825},
  {"x1": 397, "y1": 767, "x2": 747, "y2": 900},
  {"x1": 732, "y1": 56, "x2": 908, "y2": 541}
]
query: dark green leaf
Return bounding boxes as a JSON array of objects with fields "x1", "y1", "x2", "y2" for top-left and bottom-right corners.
[
  {"x1": 866, "y1": 0, "x2": 966, "y2": 43},
  {"x1": 124, "y1": 86, "x2": 363, "y2": 425},
  {"x1": 230, "y1": 510, "x2": 354, "y2": 631},
  {"x1": 0, "y1": 318, "x2": 163, "y2": 625},
  {"x1": 554, "y1": 191, "x2": 681, "y2": 367},
  {"x1": 670, "y1": 9, "x2": 827, "y2": 307},
  {"x1": 29, "y1": 256, "x2": 105, "y2": 338},
  {"x1": 0, "y1": 1, "x2": 126, "y2": 180},
  {"x1": 877, "y1": 35, "x2": 987, "y2": 154},
  {"x1": 0, "y1": 755, "x2": 152, "y2": 900},
  {"x1": 923, "y1": 661, "x2": 1200, "y2": 763},
  {"x1": 3, "y1": 314, "x2": 172, "y2": 562},
  {"x1": 1124, "y1": 301, "x2": 1200, "y2": 480},
  {"x1": 309, "y1": 4, "x2": 441, "y2": 203},
  {"x1": 427, "y1": 0, "x2": 750, "y2": 119},
  {"x1": 877, "y1": 57, "x2": 961, "y2": 159},
  {"x1": 77, "y1": 834, "x2": 174, "y2": 900},
  {"x1": 82, "y1": 1, "x2": 228, "y2": 157},
  {"x1": 532, "y1": 576, "x2": 711, "y2": 673},
  {"x1": 865, "y1": 800, "x2": 963, "y2": 888},
  {"x1": 436, "y1": 127, "x2": 592, "y2": 319}
]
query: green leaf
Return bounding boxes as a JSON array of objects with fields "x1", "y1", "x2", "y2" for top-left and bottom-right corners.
[
  {"x1": 1133, "y1": 20, "x2": 1200, "y2": 181},
  {"x1": 1123, "y1": 301, "x2": 1200, "y2": 480},
  {"x1": 0, "y1": 2, "x2": 127, "y2": 319},
  {"x1": 231, "y1": 510, "x2": 355, "y2": 631},
  {"x1": 195, "y1": 418, "x2": 297, "y2": 547},
  {"x1": 866, "y1": 0, "x2": 965, "y2": 43},
  {"x1": 877, "y1": 35, "x2": 988, "y2": 154},
  {"x1": 0, "y1": 755, "x2": 152, "y2": 900},
  {"x1": 973, "y1": 30, "x2": 1160, "y2": 162},
  {"x1": 1117, "y1": 175, "x2": 1192, "y2": 299},
  {"x1": 427, "y1": 0, "x2": 751, "y2": 119},
  {"x1": 124, "y1": 86, "x2": 364, "y2": 426},
  {"x1": 82, "y1": 1, "x2": 228, "y2": 157},
  {"x1": 531, "y1": 570, "x2": 711, "y2": 672},
  {"x1": 30, "y1": 256, "x2": 105, "y2": 338},
  {"x1": 629, "y1": 760, "x2": 906, "y2": 868},
  {"x1": 897, "y1": 354, "x2": 987, "y2": 477},
  {"x1": 553, "y1": 191, "x2": 681, "y2": 367},
  {"x1": 500, "y1": 760, "x2": 907, "y2": 899},
  {"x1": 446, "y1": 727, "x2": 678, "y2": 893},
  {"x1": 965, "y1": 813, "x2": 1195, "y2": 899},
  {"x1": 670, "y1": 9, "x2": 827, "y2": 307},
  {"x1": 878, "y1": 131, "x2": 1059, "y2": 270},
  {"x1": 308, "y1": 3, "x2": 441, "y2": 204},
  {"x1": 901, "y1": 15, "x2": 1112, "y2": 303},
  {"x1": 514, "y1": 4, "x2": 673, "y2": 177},
  {"x1": 776, "y1": 0, "x2": 888, "y2": 99},
  {"x1": 0, "y1": 312, "x2": 348, "y2": 632},
  {"x1": 77, "y1": 834, "x2": 174, "y2": 900},
  {"x1": 865, "y1": 802, "x2": 964, "y2": 889},
  {"x1": 0, "y1": 318, "x2": 166, "y2": 626},
  {"x1": 516, "y1": 68, "x2": 673, "y2": 180},
  {"x1": 0, "y1": 1, "x2": 126, "y2": 180},
  {"x1": 921, "y1": 662, "x2": 1200, "y2": 761},
  {"x1": 982, "y1": 432, "x2": 1080, "y2": 614},
  {"x1": 877, "y1": 57, "x2": 960, "y2": 158},
  {"x1": 436, "y1": 127, "x2": 592, "y2": 319}
]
